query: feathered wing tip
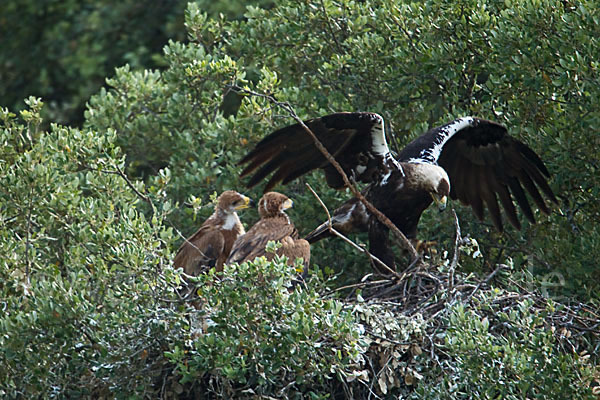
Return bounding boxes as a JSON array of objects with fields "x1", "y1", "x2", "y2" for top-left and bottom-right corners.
[
  {"x1": 238, "y1": 123, "x2": 291, "y2": 170},
  {"x1": 418, "y1": 117, "x2": 559, "y2": 231},
  {"x1": 279, "y1": 237, "x2": 311, "y2": 270},
  {"x1": 238, "y1": 112, "x2": 391, "y2": 192},
  {"x1": 305, "y1": 196, "x2": 370, "y2": 242},
  {"x1": 499, "y1": 138, "x2": 558, "y2": 230},
  {"x1": 304, "y1": 220, "x2": 332, "y2": 243},
  {"x1": 514, "y1": 141, "x2": 558, "y2": 205},
  {"x1": 238, "y1": 125, "x2": 299, "y2": 190}
]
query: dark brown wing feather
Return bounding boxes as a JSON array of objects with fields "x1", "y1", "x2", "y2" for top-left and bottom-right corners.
[
  {"x1": 239, "y1": 112, "x2": 387, "y2": 191},
  {"x1": 428, "y1": 119, "x2": 558, "y2": 230},
  {"x1": 491, "y1": 168, "x2": 520, "y2": 229},
  {"x1": 227, "y1": 217, "x2": 297, "y2": 264},
  {"x1": 469, "y1": 166, "x2": 485, "y2": 221},
  {"x1": 173, "y1": 227, "x2": 225, "y2": 276},
  {"x1": 304, "y1": 196, "x2": 370, "y2": 243},
  {"x1": 481, "y1": 168, "x2": 503, "y2": 230}
]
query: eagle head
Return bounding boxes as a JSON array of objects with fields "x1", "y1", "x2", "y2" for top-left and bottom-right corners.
[
  {"x1": 258, "y1": 192, "x2": 293, "y2": 218},
  {"x1": 217, "y1": 190, "x2": 253, "y2": 213},
  {"x1": 408, "y1": 163, "x2": 450, "y2": 211},
  {"x1": 431, "y1": 177, "x2": 450, "y2": 211}
]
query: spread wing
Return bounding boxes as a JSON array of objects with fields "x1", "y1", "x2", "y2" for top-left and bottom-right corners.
[
  {"x1": 173, "y1": 227, "x2": 225, "y2": 275},
  {"x1": 239, "y1": 112, "x2": 391, "y2": 191},
  {"x1": 398, "y1": 117, "x2": 558, "y2": 230},
  {"x1": 227, "y1": 218, "x2": 297, "y2": 264}
]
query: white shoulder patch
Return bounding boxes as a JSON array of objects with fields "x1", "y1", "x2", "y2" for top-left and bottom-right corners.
[
  {"x1": 333, "y1": 203, "x2": 356, "y2": 225},
  {"x1": 408, "y1": 117, "x2": 475, "y2": 164},
  {"x1": 369, "y1": 113, "x2": 390, "y2": 156},
  {"x1": 380, "y1": 170, "x2": 392, "y2": 186}
]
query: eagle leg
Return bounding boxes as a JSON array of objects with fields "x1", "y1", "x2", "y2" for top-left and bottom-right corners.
[{"x1": 368, "y1": 220, "x2": 396, "y2": 274}]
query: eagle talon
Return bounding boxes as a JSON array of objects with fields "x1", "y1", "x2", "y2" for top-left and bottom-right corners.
[{"x1": 412, "y1": 239, "x2": 438, "y2": 255}]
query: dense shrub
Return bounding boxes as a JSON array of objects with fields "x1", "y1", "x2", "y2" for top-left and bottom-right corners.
[
  {"x1": 167, "y1": 253, "x2": 369, "y2": 397},
  {"x1": 0, "y1": 99, "x2": 185, "y2": 397},
  {"x1": 0, "y1": 0, "x2": 272, "y2": 126},
  {"x1": 1, "y1": 0, "x2": 599, "y2": 398},
  {"x1": 415, "y1": 299, "x2": 597, "y2": 399}
]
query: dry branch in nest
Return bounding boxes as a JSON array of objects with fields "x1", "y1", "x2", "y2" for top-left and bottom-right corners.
[
  {"x1": 336, "y1": 255, "x2": 600, "y2": 396},
  {"x1": 323, "y1": 211, "x2": 599, "y2": 396},
  {"x1": 232, "y1": 88, "x2": 599, "y2": 396}
]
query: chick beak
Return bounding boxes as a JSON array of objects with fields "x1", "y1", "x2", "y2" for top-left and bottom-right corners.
[
  {"x1": 282, "y1": 198, "x2": 293, "y2": 210},
  {"x1": 432, "y1": 193, "x2": 447, "y2": 212},
  {"x1": 235, "y1": 195, "x2": 253, "y2": 210}
]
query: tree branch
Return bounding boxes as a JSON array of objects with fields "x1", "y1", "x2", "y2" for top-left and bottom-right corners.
[
  {"x1": 24, "y1": 185, "x2": 33, "y2": 294},
  {"x1": 466, "y1": 263, "x2": 507, "y2": 302}
]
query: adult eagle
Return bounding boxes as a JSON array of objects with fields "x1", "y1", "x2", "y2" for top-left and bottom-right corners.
[
  {"x1": 238, "y1": 112, "x2": 558, "y2": 270},
  {"x1": 173, "y1": 190, "x2": 252, "y2": 276},
  {"x1": 227, "y1": 192, "x2": 310, "y2": 274}
]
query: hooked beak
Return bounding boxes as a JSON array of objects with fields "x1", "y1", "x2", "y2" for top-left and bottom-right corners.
[
  {"x1": 431, "y1": 193, "x2": 447, "y2": 212},
  {"x1": 235, "y1": 195, "x2": 253, "y2": 210},
  {"x1": 282, "y1": 198, "x2": 294, "y2": 210}
]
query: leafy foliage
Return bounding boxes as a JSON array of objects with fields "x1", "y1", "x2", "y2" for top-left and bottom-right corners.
[
  {"x1": 0, "y1": 0, "x2": 190, "y2": 125},
  {"x1": 415, "y1": 298, "x2": 597, "y2": 399},
  {"x1": 0, "y1": 0, "x2": 271, "y2": 126},
  {"x1": 1, "y1": 0, "x2": 599, "y2": 398},
  {"x1": 86, "y1": 0, "x2": 600, "y2": 298},
  {"x1": 167, "y1": 255, "x2": 368, "y2": 398},
  {"x1": 0, "y1": 99, "x2": 184, "y2": 397}
]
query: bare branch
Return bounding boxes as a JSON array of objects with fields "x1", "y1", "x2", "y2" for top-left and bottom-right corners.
[
  {"x1": 79, "y1": 160, "x2": 158, "y2": 218},
  {"x1": 24, "y1": 185, "x2": 33, "y2": 295},
  {"x1": 305, "y1": 183, "x2": 332, "y2": 229},
  {"x1": 319, "y1": 0, "x2": 344, "y2": 53},
  {"x1": 332, "y1": 279, "x2": 389, "y2": 293},
  {"x1": 113, "y1": 163, "x2": 153, "y2": 207}
]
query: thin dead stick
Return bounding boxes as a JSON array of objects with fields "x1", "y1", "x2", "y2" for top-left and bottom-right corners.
[
  {"x1": 305, "y1": 184, "x2": 401, "y2": 278},
  {"x1": 81, "y1": 159, "x2": 157, "y2": 215},
  {"x1": 84, "y1": 161, "x2": 215, "y2": 262},
  {"x1": 24, "y1": 185, "x2": 33, "y2": 294},
  {"x1": 466, "y1": 263, "x2": 507, "y2": 302},
  {"x1": 306, "y1": 183, "x2": 333, "y2": 228},
  {"x1": 449, "y1": 209, "x2": 461, "y2": 292},
  {"x1": 233, "y1": 86, "x2": 420, "y2": 264},
  {"x1": 333, "y1": 279, "x2": 391, "y2": 293},
  {"x1": 171, "y1": 229, "x2": 213, "y2": 264}
]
